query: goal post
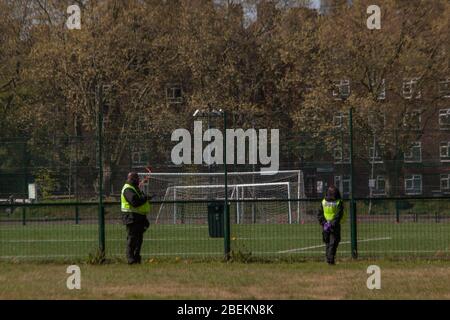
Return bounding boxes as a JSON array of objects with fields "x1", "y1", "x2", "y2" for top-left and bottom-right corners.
[
  {"x1": 139, "y1": 170, "x2": 306, "y2": 224},
  {"x1": 156, "y1": 182, "x2": 292, "y2": 224}
]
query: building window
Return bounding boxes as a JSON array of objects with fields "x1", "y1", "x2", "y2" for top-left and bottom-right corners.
[
  {"x1": 403, "y1": 110, "x2": 422, "y2": 130},
  {"x1": 333, "y1": 79, "x2": 350, "y2": 100},
  {"x1": 333, "y1": 111, "x2": 348, "y2": 128},
  {"x1": 370, "y1": 175, "x2": 386, "y2": 195},
  {"x1": 166, "y1": 83, "x2": 183, "y2": 105},
  {"x1": 136, "y1": 118, "x2": 149, "y2": 133},
  {"x1": 378, "y1": 79, "x2": 386, "y2": 100},
  {"x1": 371, "y1": 78, "x2": 386, "y2": 100},
  {"x1": 334, "y1": 144, "x2": 350, "y2": 163},
  {"x1": 305, "y1": 177, "x2": 316, "y2": 195},
  {"x1": 439, "y1": 78, "x2": 450, "y2": 98},
  {"x1": 440, "y1": 142, "x2": 450, "y2": 161},
  {"x1": 131, "y1": 146, "x2": 148, "y2": 167},
  {"x1": 439, "y1": 109, "x2": 450, "y2": 129},
  {"x1": 405, "y1": 174, "x2": 422, "y2": 195},
  {"x1": 369, "y1": 143, "x2": 383, "y2": 163},
  {"x1": 404, "y1": 142, "x2": 422, "y2": 163},
  {"x1": 403, "y1": 78, "x2": 421, "y2": 99},
  {"x1": 441, "y1": 174, "x2": 450, "y2": 192},
  {"x1": 334, "y1": 175, "x2": 351, "y2": 196},
  {"x1": 368, "y1": 112, "x2": 386, "y2": 130}
]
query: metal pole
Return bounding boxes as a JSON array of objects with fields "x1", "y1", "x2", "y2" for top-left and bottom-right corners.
[
  {"x1": 236, "y1": 186, "x2": 239, "y2": 224},
  {"x1": 208, "y1": 105, "x2": 212, "y2": 200},
  {"x1": 287, "y1": 183, "x2": 292, "y2": 224},
  {"x1": 22, "y1": 142, "x2": 27, "y2": 226},
  {"x1": 394, "y1": 130, "x2": 400, "y2": 223},
  {"x1": 75, "y1": 125, "x2": 80, "y2": 224},
  {"x1": 297, "y1": 171, "x2": 301, "y2": 223},
  {"x1": 368, "y1": 133, "x2": 376, "y2": 215},
  {"x1": 75, "y1": 205, "x2": 79, "y2": 225},
  {"x1": 97, "y1": 84, "x2": 106, "y2": 259},
  {"x1": 395, "y1": 200, "x2": 400, "y2": 223},
  {"x1": 241, "y1": 185, "x2": 244, "y2": 223},
  {"x1": 22, "y1": 207, "x2": 26, "y2": 226},
  {"x1": 173, "y1": 187, "x2": 176, "y2": 224},
  {"x1": 251, "y1": 117, "x2": 256, "y2": 223},
  {"x1": 349, "y1": 107, "x2": 358, "y2": 259},
  {"x1": 223, "y1": 111, "x2": 230, "y2": 260}
]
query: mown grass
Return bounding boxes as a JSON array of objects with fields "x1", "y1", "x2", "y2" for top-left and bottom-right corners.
[
  {"x1": 0, "y1": 260, "x2": 449, "y2": 299},
  {"x1": 1, "y1": 221, "x2": 449, "y2": 261}
]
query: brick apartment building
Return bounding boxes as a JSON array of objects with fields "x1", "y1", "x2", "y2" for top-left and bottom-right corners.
[{"x1": 301, "y1": 77, "x2": 450, "y2": 199}]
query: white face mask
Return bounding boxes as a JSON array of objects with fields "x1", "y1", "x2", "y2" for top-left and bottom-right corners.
[{"x1": 323, "y1": 200, "x2": 338, "y2": 207}]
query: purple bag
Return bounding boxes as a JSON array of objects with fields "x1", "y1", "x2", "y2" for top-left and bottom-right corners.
[{"x1": 323, "y1": 222, "x2": 332, "y2": 232}]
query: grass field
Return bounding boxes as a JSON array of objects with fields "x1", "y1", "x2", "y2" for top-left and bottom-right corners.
[
  {"x1": 1, "y1": 219, "x2": 449, "y2": 261},
  {"x1": 1, "y1": 260, "x2": 450, "y2": 299},
  {"x1": 1, "y1": 203, "x2": 449, "y2": 300}
]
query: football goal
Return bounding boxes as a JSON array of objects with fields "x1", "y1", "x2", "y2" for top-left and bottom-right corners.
[{"x1": 139, "y1": 170, "x2": 306, "y2": 225}]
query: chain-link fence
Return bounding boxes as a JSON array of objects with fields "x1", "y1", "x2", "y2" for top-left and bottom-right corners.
[
  {"x1": 1, "y1": 107, "x2": 450, "y2": 262},
  {"x1": 2, "y1": 198, "x2": 449, "y2": 261}
]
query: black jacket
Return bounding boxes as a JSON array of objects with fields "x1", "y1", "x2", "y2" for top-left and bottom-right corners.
[
  {"x1": 123, "y1": 187, "x2": 148, "y2": 207},
  {"x1": 317, "y1": 198, "x2": 344, "y2": 227},
  {"x1": 122, "y1": 183, "x2": 149, "y2": 227}
]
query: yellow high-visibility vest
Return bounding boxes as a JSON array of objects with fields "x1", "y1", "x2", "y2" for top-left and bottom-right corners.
[
  {"x1": 322, "y1": 199, "x2": 342, "y2": 222},
  {"x1": 121, "y1": 183, "x2": 150, "y2": 215}
]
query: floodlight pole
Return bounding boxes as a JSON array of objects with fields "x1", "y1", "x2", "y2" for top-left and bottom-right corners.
[
  {"x1": 349, "y1": 107, "x2": 357, "y2": 259},
  {"x1": 207, "y1": 104, "x2": 212, "y2": 200},
  {"x1": 223, "y1": 110, "x2": 231, "y2": 260},
  {"x1": 97, "y1": 84, "x2": 106, "y2": 260}
]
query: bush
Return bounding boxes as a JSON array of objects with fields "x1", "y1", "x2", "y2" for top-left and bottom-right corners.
[{"x1": 34, "y1": 169, "x2": 57, "y2": 200}]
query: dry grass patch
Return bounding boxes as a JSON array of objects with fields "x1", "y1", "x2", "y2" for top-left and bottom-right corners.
[{"x1": 0, "y1": 261, "x2": 449, "y2": 299}]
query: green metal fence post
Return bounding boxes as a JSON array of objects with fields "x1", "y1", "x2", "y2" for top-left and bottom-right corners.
[
  {"x1": 395, "y1": 200, "x2": 400, "y2": 223},
  {"x1": 22, "y1": 141, "x2": 27, "y2": 226},
  {"x1": 223, "y1": 110, "x2": 231, "y2": 260},
  {"x1": 22, "y1": 207, "x2": 26, "y2": 226},
  {"x1": 75, "y1": 134, "x2": 80, "y2": 225},
  {"x1": 349, "y1": 107, "x2": 358, "y2": 259},
  {"x1": 97, "y1": 84, "x2": 106, "y2": 260},
  {"x1": 75, "y1": 205, "x2": 79, "y2": 224}
]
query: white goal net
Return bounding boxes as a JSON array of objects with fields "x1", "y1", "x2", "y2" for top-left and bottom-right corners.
[{"x1": 139, "y1": 170, "x2": 306, "y2": 224}]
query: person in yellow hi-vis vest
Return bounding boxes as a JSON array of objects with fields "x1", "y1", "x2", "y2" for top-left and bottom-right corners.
[
  {"x1": 317, "y1": 185, "x2": 344, "y2": 265},
  {"x1": 121, "y1": 172, "x2": 150, "y2": 264}
]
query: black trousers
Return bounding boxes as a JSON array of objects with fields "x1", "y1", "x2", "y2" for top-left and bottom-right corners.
[
  {"x1": 126, "y1": 222, "x2": 147, "y2": 264},
  {"x1": 322, "y1": 224, "x2": 341, "y2": 264}
]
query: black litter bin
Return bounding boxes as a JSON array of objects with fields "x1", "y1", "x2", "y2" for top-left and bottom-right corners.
[{"x1": 207, "y1": 202, "x2": 227, "y2": 238}]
